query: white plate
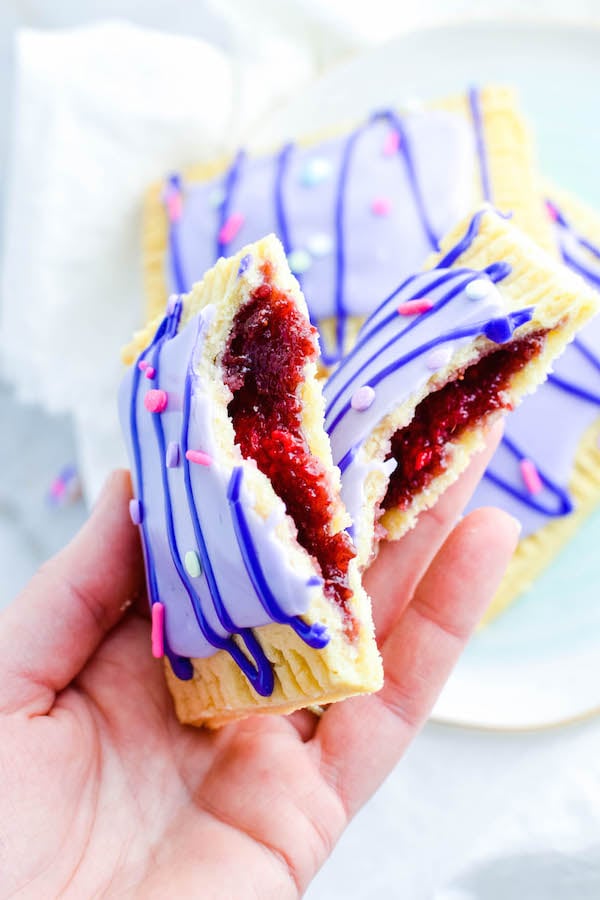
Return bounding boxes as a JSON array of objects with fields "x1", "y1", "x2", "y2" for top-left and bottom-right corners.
[{"x1": 257, "y1": 22, "x2": 600, "y2": 730}]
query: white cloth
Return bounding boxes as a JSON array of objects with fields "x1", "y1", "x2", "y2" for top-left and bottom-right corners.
[{"x1": 2, "y1": 7, "x2": 600, "y2": 898}]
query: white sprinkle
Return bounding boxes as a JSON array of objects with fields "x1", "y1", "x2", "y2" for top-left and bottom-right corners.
[
  {"x1": 208, "y1": 187, "x2": 226, "y2": 208},
  {"x1": 465, "y1": 278, "x2": 492, "y2": 301},
  {"x1": 300, "y1": 157, "x2": 332, "y2": 186},
  {"x1": 306, "y1": 232, "x2": 333, "y2": 257},
  {"x1": 351, "y1": 385, "x2": 376, "y2": 411},
  {"x1": 184, "y1": 550, "x2": 202, "y2": 578},
  {"x1": 426, "y1": 345, "x2": 453, "y2": 370},
  {"x1": 287, "y1": 249, "x2": 312, "y2": 274}
]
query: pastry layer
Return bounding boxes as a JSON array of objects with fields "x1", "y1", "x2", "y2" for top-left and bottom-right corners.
[
  {"x1": 143, "y1": 85, "x2": 552, "y2": 366},
  {"x1": 372, "y1": 207, "x2": 599, "y2": 554},
  {"x1": 122, "y1": 235, "x2": 382, "y2": 726}
]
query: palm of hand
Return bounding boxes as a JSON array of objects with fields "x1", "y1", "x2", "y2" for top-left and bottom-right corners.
[{"x1": 1, "y1": 442, "x2": 516, "y2": 899}]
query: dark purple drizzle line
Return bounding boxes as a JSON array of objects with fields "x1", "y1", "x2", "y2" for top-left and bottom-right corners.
[
  {"x1": 227, "y1": 467, "x2": 329, "y2": 649},
  {"x1": 215, "y1": 150, "x2": 246, "y2": 259},
  {"x1": 468, "y1": 86, "x2": 492, "y2": 202},
  {"x1": 484, "y1": 435, "x2": 574, "y2": 517},
  {"x1": 164, "y1": 174, "x2": 187, "y2": 295},
  {"x1": 544, "y1": 201, "x2": 600, "y2": 406},
  {"x1": 179, "y1": 368, "x2": 274, "y2": 696},
  {"x1": 334, "y1": 308, "x2": 534, "y2": 472},
  {"x1": 325, "y1": 263, "x2": 512, "y2": 431},
  {"x1": 129, "y1": 303, "x2": 193, "y2": 680},
  {"x1": 372, "y1": 109, "x2": 440, "y2": 251},
  {"x1": 274, "y1": 143, "x2": 294, "y2": 256}
]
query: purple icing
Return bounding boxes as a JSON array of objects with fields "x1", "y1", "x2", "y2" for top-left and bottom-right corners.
[
  {"x1": 162, "y1": 103, "x2": 479, "y2": 363},
  {"x1": 119, "y1": 262, "x2": 329, "y2": 691},
  {"x1": 165, "y1": 440, "x2": 180, "y2": 468}
]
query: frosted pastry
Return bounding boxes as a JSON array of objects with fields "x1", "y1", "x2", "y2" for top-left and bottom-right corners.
[
  {"x1": 120, "y1": 235, "x2": 382, "y2": 728},
  {"x1": 472, "y1": 187, "x2": 600, "y2": 623},
  {"x1": 144, "y1": 85, "x2": 551, "y2": 365},
  {"x1": 327, "y1": 207, "x2": 598, "y2": 569}
]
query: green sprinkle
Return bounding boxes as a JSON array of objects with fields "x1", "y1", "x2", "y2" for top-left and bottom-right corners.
[
  {"x1": 287, "y1": 249, "x2": 312, "y2": 275},
  {"x1": 184, "y1": 550, "x2": 202, "y2": 578}
]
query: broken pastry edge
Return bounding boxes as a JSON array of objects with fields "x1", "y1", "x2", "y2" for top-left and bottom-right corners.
[{"x1": 126, "y1": 234, "x2": 383, "y2": 727}]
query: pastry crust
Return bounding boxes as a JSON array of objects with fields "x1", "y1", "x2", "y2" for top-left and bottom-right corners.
[
  {"x1": 480, "y1": 186, "x2": 600, "y2": 625},
  {"x1": 124, "y1": 235, "x2": 382, "y2": 728},
  {"x1": 378, "y1": 208, "x2": 599, "y2": 545}
]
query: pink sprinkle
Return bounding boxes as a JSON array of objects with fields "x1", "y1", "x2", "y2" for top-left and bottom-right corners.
[
  {"x1": 219, "y1": 211, "x2": 244, "y2": 245},
  {"x1": 144, "y1": 389, "x2": 168, "y2": 413},
  {"x1": 397, "y1": 299, "x2": 434, "y2": 316},
  {"x1": 50, "y1": 479, "x2": 66, "y2": 499},
  {"x1": 151, "y1": 602, "x2": 165, "y2": 658},
  {"x1": 383, "y1": 130, "x2": 400, "y2": 156},
  {"x1": 520, "y1": 458, "x2": 543, "y2": 495},
  {"x1": 351, "y1": 385, "x2": 376, "y2": 412},
  {"x1": 166, "y1": 192, "x2": 182, "y2": 223},
  {"x1": 138, "y1": 360, "x2": 149, "y2": 371},
  {"x1": 371, "y1": 197, "x2": 392, "y2": 216},
  {"x1": 185, "y1": 449, "x2": 212, "y2": 466},
  {"x1": 144, "y1": 366, "x2": 156, "y2": 379},
  {"x1": 545, "y1": 199, "x2": 559, "y2": 222}
]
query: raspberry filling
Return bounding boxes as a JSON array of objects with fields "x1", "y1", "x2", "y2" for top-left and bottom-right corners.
[
  {"x1": 222, "y1": 263, "x2": 356, "y2": 630},
  {"x1": 382, "y1": 331, "x2": 548, "y2": 511}
]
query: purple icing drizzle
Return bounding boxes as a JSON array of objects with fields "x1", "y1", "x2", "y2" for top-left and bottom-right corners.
[
  {"x1": 227, "y1": 467, "x2": 329, "y2": 649},
  {"x1": 216, "y1": 150, "x2": 246, "y2": 259},
  {"x1": 468, "y1": 86, "x2": 492, "y2": 203},
  {"x1": 163, "y1": 174, "x2": 187, "y2": 294}
]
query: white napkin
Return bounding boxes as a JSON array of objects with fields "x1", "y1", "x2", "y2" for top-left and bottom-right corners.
[{"x1": 0, "y1": 17, "x2": 322, "y2": 500}]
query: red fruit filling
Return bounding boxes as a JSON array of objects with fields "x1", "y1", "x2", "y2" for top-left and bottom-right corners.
[
  {"x1": 382, "y1": 331, "x2": 548, "y2": 511},
  {"x1": 222, "y1": 263, "x2": 357, "y2": 633}
]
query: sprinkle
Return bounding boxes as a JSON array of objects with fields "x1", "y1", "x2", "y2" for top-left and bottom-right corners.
[
  {"x1": 306, "y1": 232, "x2": 333, "y2": 257},
  {"x1": 138, "y1": 360, "x2": 149, "y2": 371},
  {"x1": 238, "y1": 253, "x2": 252, "y2": 276},
  {"x1": 151, "y1": 602, "x2": 165, "y2": 658},
  {"x1": 165, "y1": 441, "x2": 180, "y2": 468},
  {"x1": 425, "y1": 345, "x2": 453, "y2": 370},
  {"x1": 545, "y1": 199, "x2": 559, "y2": 222},
  {"x1": 465, "y1": 278, "x2": 492, "y2": 301},
  {"x1": 287, "y1": 249, "x2": 312, "y2": 274},
  {"x1": 219, "y1": 211, "x2": 244, "y2": 245},
  {"x1": 167, "y1": 192, "x2": 183, "y2": 223},
  {"x1": 351, "y1": 385, "x2": 376, "y2": 411},
  {"x1": 209, "y1": 187, "x2": 226, "y2": 208},
  {"x1": 483, "y1": 317, "x2": 513, "y2": 344},
  {"x1": 184, "y1": 550, "x2": 202, "y2": 578},
  {"x1": 520, "y1": 458, "x2": 543, "y2": 495},
  {"x1": 144, "y1": 389, "x2": 168, "y2": 413},
  {"x1": 129, "y1": 498, "x2": 143, "y2": 525},
  {"x1": 306, "y1": 575, "x2": 323, "y2": 587},
  {"x1": 300, "y1": 157, "x2": 332, "y2": 187},
  {"x1": 166, "y1": 294, "x2": 179, "y2": 314},
  {"x1": 382, "y1": 457, "x2": 398, "y2": 477},
  {"x1": 144, "y1": 366, "x2": 156, "y2": 380},
  {"x1": 397, "y1": 298, "x2": 434, "y2": 316},
  {"x1": 371, "y1": 197, "x2": 392, "y2": 216},
  {"x1": 383, "y1": 130, "x2": 400, "y2": 156},
  {"x1": 185, "y1": 449, "x2": 212, "y2": 466}
]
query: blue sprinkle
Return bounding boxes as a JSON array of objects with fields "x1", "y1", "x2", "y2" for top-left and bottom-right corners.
[
  {"x1": 300, "y1": 157, "x2": 332, "y2": 187},
  {"x1": 483, "y1": 317, "x2": 513, "y2": 344},
  {"x1": 238, "y1": 253, "x2": 252, "y2": 276},
  {"x1": 306, "y1": 575, "x2": 323, "y2": 587}
]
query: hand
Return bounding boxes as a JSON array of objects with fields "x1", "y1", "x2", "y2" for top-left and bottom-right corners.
[{"x1": 0, "y1": 424, "x2": 518, "y2": 899}]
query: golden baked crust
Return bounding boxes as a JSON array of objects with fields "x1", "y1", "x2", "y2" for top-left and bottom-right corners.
[{"x1": 124, "y1": 235, "x2": 383, "y2": 727}]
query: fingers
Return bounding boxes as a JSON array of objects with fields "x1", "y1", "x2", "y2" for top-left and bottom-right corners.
[
  {"x1": 313, "y1": 506, "x2": 520, "y2": 820},
  {"x1": 0, "y1": 470, "x2": 145, "y2": 715},
  {"x1": 364, "y1": 419, "x2": 504, "y2": 644}
]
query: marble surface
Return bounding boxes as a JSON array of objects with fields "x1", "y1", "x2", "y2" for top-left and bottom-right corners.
[{"x1": 0, "y1": 378, "x2": 86, "y2": 610}]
